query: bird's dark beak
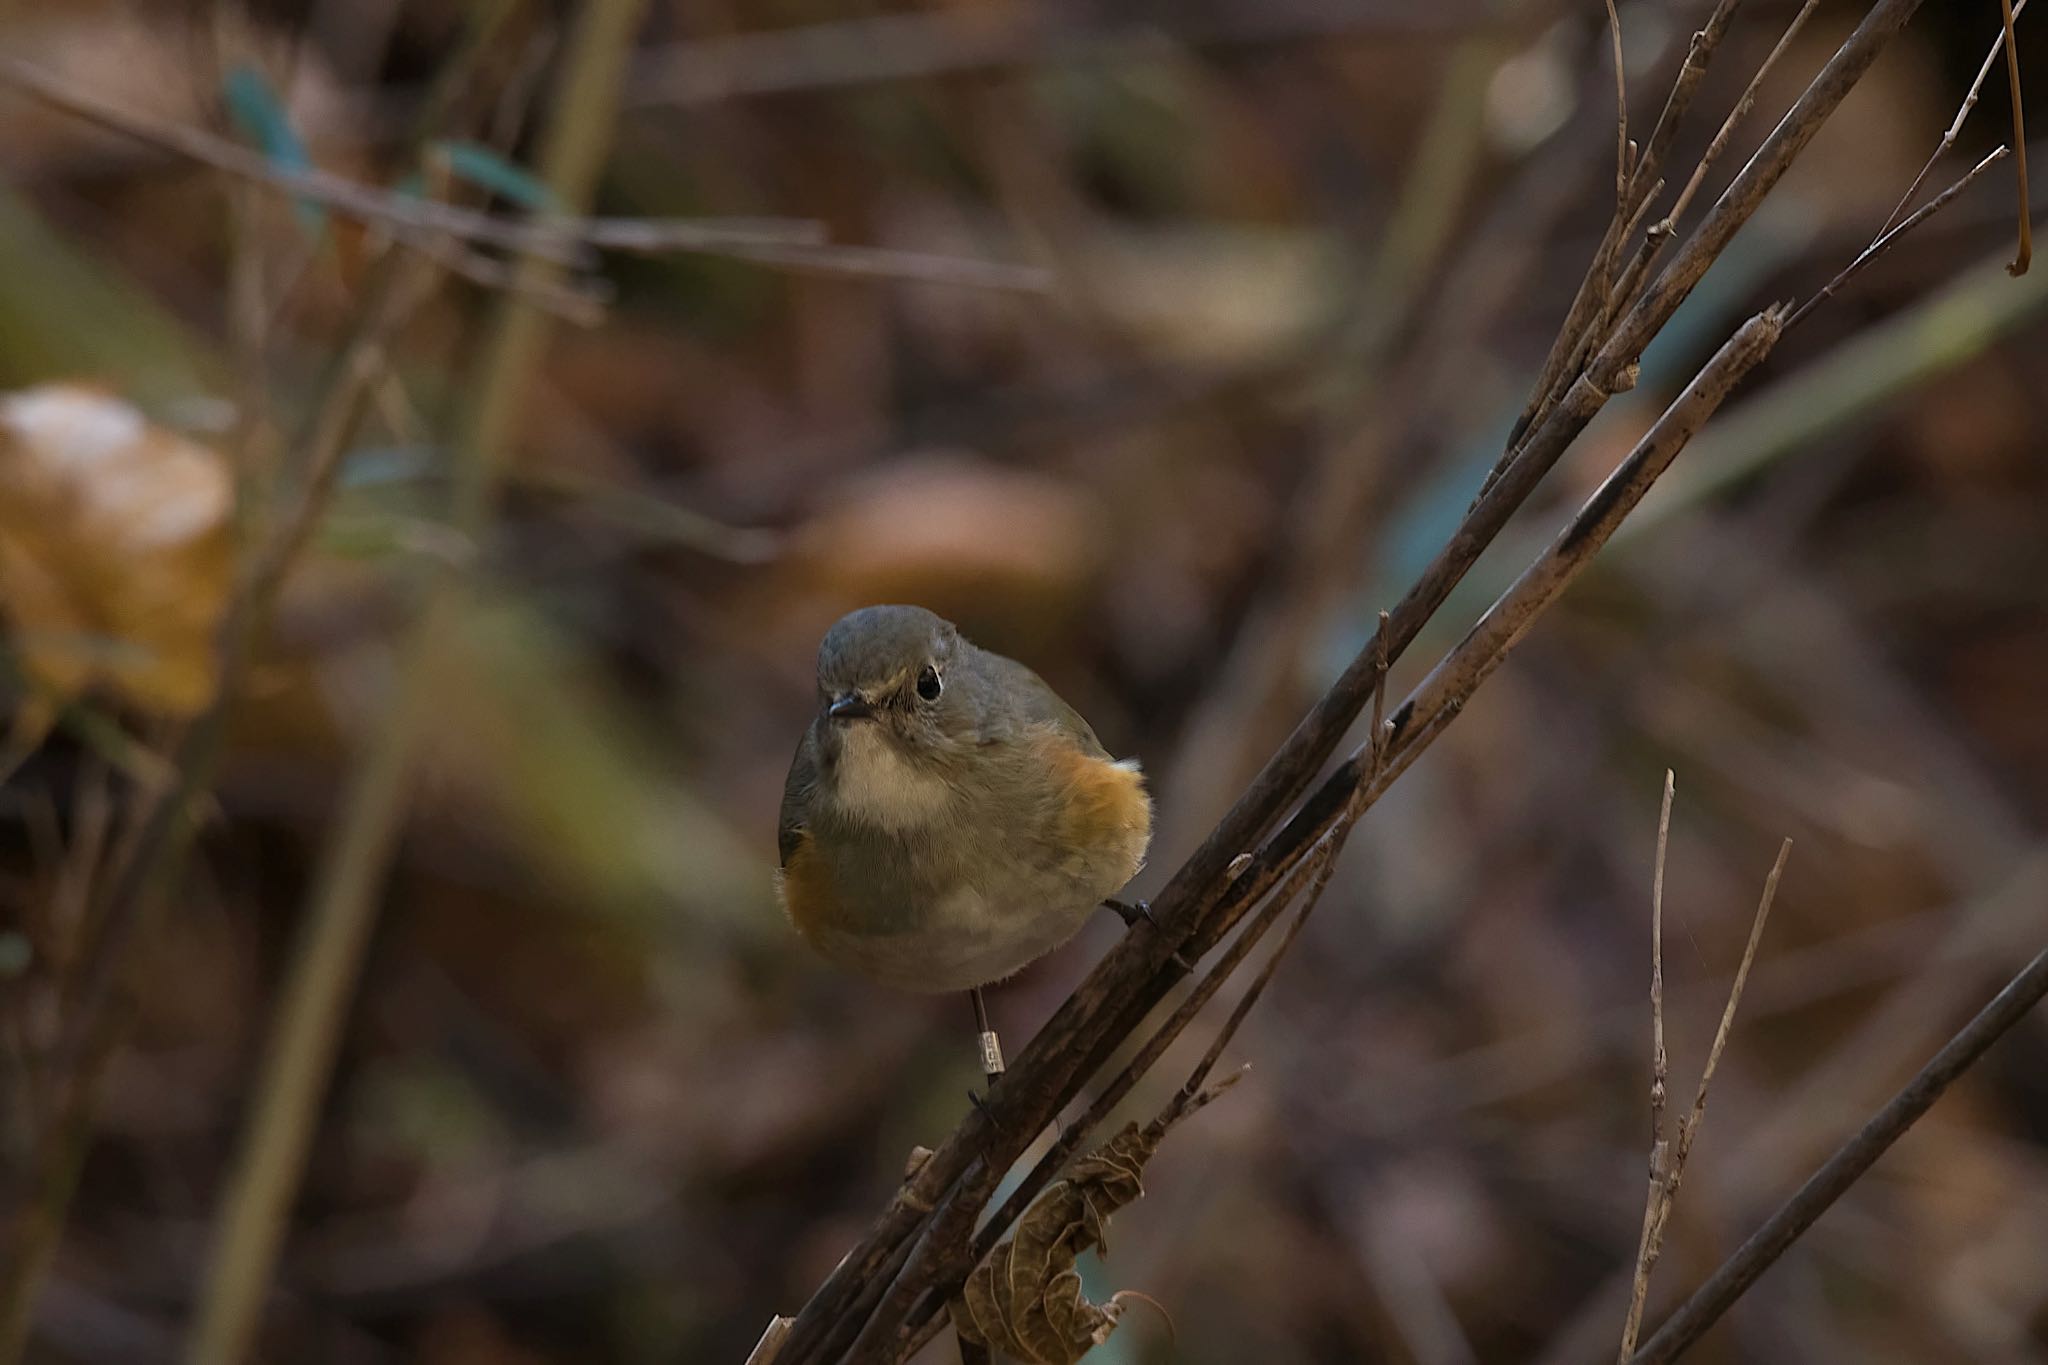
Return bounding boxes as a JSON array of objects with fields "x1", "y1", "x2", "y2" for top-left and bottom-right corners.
[{"x1": 828, "y1": 693, "x2": 874, "y2": 722}]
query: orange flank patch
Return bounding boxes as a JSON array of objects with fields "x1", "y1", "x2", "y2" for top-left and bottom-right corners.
[
  {"x1": 777, "y1": 830, "x2": 840, "y2": 945},
  {"x1": 1037, "y1": 735, "x2": 1153, "y2": 871}
]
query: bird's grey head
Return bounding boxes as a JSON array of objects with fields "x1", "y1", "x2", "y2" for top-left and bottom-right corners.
[
  {"x1": 816, "y1": 604, "x2": 959, "y2": 704},
  {"x1": 811, "y1": 607, "x2": 976, "y2": 827}
]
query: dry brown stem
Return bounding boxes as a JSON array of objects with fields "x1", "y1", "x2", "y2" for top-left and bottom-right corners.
[
  {"x1": 1604, "y1": 0, "x2": 1630, "y2": 198},
  {"x1": 1628, "y1": 940, "x2": 2048, "y2": 1364},
  {"x1": 1664, "y1": 0, "x2": 1819, "y2": 231},
  {"x1": 1618, "y1": 770, "x2": 1677, "y2": 1358},
  {"x1": 1882, "y1": 0, "x2": 2030, "y2": 232},
  {"x1": 1787, "y1": 146, "x2": 2010, "y2": 330},
  {"x1": 1619, "y1": 838, "x2": 1790, "y2": 1358},
  {"x1": 1998, "y1": 0, "x2": 2031, "y2": 274},
  {"x1": 1501, "y1": 0, "x2": 1745, "y2": 468},
  {"x1": 0, "y1": 55, "x2": 1052, "y2": 295}
]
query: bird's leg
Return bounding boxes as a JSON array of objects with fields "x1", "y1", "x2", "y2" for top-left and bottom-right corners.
[
  {"x1": 966, "y1": 986, "x2": 1005, "y2": 1123},
  {"x1": 1102, "y1": 897, "x2": 1196, "y2": 972}
]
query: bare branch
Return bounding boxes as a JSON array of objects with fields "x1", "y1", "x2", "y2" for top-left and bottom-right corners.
[
  {"x1": 1882, "y1": 0, "x2": 2031, "y2": 233},
  {"x1": 1604, "y1": 0, "x2": 1631, "y2": 198},
  {"x1": 0, "y1": 55, "x2": 817, "y2": 265},
  {"x1": 1788, "y1": 146, "x2": 2010, "y2": 330},
  {"x1": 1999, "y1": 0, "x2": 2031, "y2": 274},
  {"x1": 1594, "y1": 0, "x2": 1930, "y2": 384},
  {"x1": 1571, "y1": 0, "x2": 1818, "y2": 346},
  {"x1": 1663, "y1": 0, "x2": 1819, "y2": 231},
  {"x1": 1666, "y1": 840, "x2": 1790, "y2": 1200},
  {"x1": 1628, "y1": 941, "x2": 2048, "y2": 1365},
  {"x1": 1618, "y1": 770, "x2": 1677, "y2": 1359},
  {"x1": 0, "y1": 55, "x2": 1051, "y2": 295},
  {"x1": 684, "y1": 241, "x2": 1051, "y2": 292}
]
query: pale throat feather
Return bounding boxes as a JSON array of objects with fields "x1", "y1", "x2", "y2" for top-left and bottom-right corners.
[{"x1": 826, "y1": 725, "x2": 956, "y2": 830}]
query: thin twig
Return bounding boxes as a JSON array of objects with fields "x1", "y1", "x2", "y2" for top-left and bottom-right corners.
[
  {"x1": 1500, "y1": 0, "x2": 1743, "y2": 469},
  {"x1": 1664, "y1": 0, "x2": 1819, "y2": 231},
  {"x1": 1588, "y1": 182, "x2": 1676, "y2": 364},
  {"x1": 1601, "y1": 194, "x2": 1665, "y2": 333},
  {"x1": 372, "y1": 221, "x2": 611, "y2": 323},
  {"x1": 698, "y1": 241, "x2": 1052, "y2": 293},
  {"x1": 1882, "y1": 0, "x2": 2031, "y2": 233},
  {"x1": 1787, "y1": 146, "x2": 2010, "y2": 330},
  {"x1": 1369, "y1": 608, "x2": 1391, "y2": 783},
  {"x1": 0, "y1": 55, "x2": 817, "y2": 270},
  {"x1": 1591, "y1": 0, "x2": 1819, "y2": 375},
  {"x1": 1618, "y1": 771, "x2": 1677, "y2": 1359},
  {"x1": 1639, "y1": 841, "x2": 1789, "y2": 1277},
  {"x1": 1998, "y1": 0, "x2": 2031, "y2": 274},
  {"x1": 1628, "y1": 941, "x2": 2048, "y2": 1365},
  {"x1": 1650, "y1": 774, "x2": 1673, "y2": 1162},
  {"x1": 0, "y1": 55, "x2": 1052, "y2": 296},
  {"x1": 1593, "y1": 0, "x2": 1931, "y2": 385},
  {"x1": 1604, "y1": 0, "x2": 1630, "y2": 198},
  {"x1": 1626, "y1": 0, "x2": 1744, "y2": 215}
]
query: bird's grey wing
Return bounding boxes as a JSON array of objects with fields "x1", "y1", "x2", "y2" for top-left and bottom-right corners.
[
  {"x1": 778, "y1": 727, "x2": 820, "y2": 867},
  {"x1": 981, "y1": 651, "x2": 1109, "y2": 757}
]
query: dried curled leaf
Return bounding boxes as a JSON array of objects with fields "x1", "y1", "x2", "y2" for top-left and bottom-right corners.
[
  {"x1": 0, "y1": 385, "x2": 233, "y2": 732},
  {"x1": 950, "y1": 1122, "x2": 1161, "y2": 1364}
]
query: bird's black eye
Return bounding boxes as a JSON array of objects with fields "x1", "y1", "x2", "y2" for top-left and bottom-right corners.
[{"x1": 916, "y1": 665, "x2": 943, "y2": 701}]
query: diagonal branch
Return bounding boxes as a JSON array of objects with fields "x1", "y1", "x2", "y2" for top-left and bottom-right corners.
[
  {"x1": 1787, "y1": 146, "x2": 2010, "y2": 330},
  {"x1": 1884, "y1": 0, "x2": 2031, "y2": 232},
  {"x1": 0, "y1": 55, "x2": 1052, "y2": 295},
  {"x1": 1502, "y1": 0, "x2": 1746, "y2": 466},
  {"x1": 1627, "y1": 942, "x2": 2048, "y2": 1365},
  {"x1": 0, "y1": 55, "x2": 817, "y2": 265}
]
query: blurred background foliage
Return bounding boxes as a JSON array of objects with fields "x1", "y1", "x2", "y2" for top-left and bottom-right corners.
[{"x1": 1, "y1": 0, "x2": 2046, "y2": 1361}]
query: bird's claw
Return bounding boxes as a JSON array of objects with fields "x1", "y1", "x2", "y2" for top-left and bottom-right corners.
[
  {"x1": 1105, "y1": 896, "x2": 1156, "y2": 928},
  {"x1": 1105, "y1": 897, "x2": 1196, "y2": 973}
]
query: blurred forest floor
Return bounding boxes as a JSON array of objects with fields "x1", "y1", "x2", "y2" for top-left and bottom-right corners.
[{"x1": 2, "y1": 1, "x2": 2047, "y2": 1362}]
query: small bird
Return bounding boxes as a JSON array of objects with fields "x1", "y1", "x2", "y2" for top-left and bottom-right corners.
[{"x1": 778, "y1": 604, "x2": 1152, "y2": 1084}]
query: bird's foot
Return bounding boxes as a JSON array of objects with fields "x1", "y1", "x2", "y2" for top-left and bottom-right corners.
[
  {"x1": 1104, "y1": 895, "x2": 1155, "y2": 928},
  {"x1": 1103, "y1": 897, "x2": 1196, "y2": 972}
]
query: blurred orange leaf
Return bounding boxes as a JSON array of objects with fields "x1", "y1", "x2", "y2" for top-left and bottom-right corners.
[{"x1": 0, "y1": 384, "x2": 233, "y2": 735}]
